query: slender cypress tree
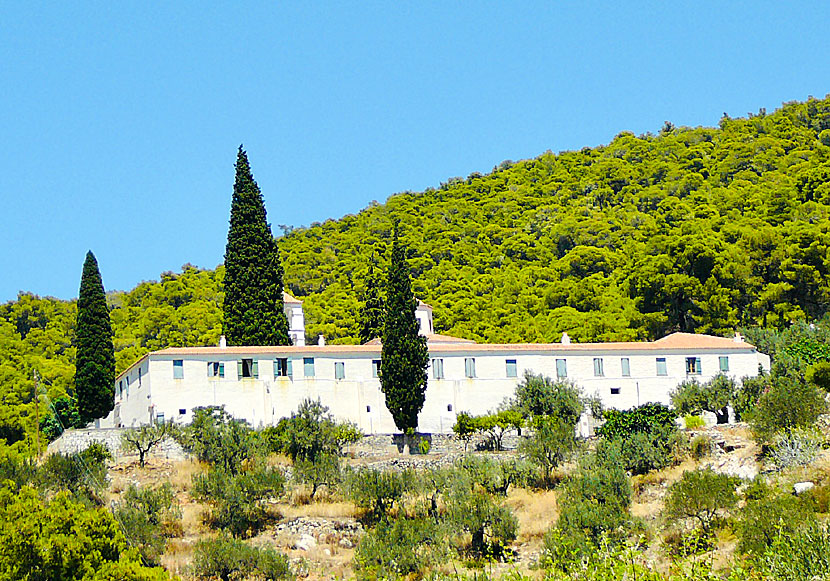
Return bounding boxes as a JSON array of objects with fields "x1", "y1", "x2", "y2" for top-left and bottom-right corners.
[
  {"x1": 380, "y1": 224, "x2": 429, "y2": 432},
  {"x1": 223, "y1": 146, "x2": 290, "y2": 346},
  {"x1": 359, "y1": 253, "x2": 385, "y2": 344},
  {"x1": 74, "y1": 251, "x2": 116, "y2": 424}
]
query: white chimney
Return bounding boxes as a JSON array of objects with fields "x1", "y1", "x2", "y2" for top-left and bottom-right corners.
[
  {"x1": 733, "y1": 332, "x2": 743, "y2": 343},
  {"x1": 561, "y1": 332, "x2": 571, "y2": 345},
  {"x1": 318, "y1": 334, "x2": 326, "y2": 346},
  {"x1": 219, "y1": 335, "x2": 227, "y2": 349}
]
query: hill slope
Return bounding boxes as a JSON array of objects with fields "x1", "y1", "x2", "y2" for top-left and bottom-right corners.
[{"x1": 3, "y1": 96, "x2": 830, "y2": 449}]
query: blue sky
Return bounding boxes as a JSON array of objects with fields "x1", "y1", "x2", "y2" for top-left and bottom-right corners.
[{"x1": 2, "y1": 2, "x2": 830, "y2": 302}]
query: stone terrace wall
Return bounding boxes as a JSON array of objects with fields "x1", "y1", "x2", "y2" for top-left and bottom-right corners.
[{"x1": 47, "y1": 428, "x2": 186, "y2": 461}]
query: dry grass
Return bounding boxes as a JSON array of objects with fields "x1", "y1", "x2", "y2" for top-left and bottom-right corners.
[
  {"x1": 279, "y1": 500, "x2": 359, "y2": 519},
  {"x1": 505, "y1": 488, "x2": 558, "y2": 543}
]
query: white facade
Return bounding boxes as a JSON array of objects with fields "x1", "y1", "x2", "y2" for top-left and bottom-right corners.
[{"x1": 103, "y1": 328, "x2": 770, "y2": 434}]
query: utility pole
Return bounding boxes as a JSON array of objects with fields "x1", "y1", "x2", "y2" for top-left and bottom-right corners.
[{"x1": 33, "y1": 370, "x2": 41, "y2": 457}]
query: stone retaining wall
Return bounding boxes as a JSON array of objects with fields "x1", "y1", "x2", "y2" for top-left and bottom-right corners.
[{"x1": 47, "y1": 428, "x2": 186, "y2": 461}]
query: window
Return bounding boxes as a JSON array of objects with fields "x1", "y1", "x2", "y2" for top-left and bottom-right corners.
[
  {"x1": 118, "y1": 380, "x2": 123, "y2": 397},
  {"x1": 238, "y1": 358, "x2": 258, "y2": 378},
  {"x1": 593, "y1": 358, "x2": 605, "y2": 377},
  {"x1": 366, "y1": 405, "x2": 371, "y2": 413},
  {"x1": 156, "y1": 413, "x2": 165, "y2": 424},
  {"x1": 685, "y1": 357, "x2": 701, "y2": 375},
  {"x1": 208, "y1": 362, "x2": 225, "y2": 378},
  {"x1": 372, "y1": 359, "x2": 381, "y2": 378},
  {"x1": 611, "y1": 387, "x2": 621, "y2": 395},
  {"x1": 447, "y1": 404, "x2": 453, "y2": 412},
  {"x1": 465, "y1": 358, "x2": 476, "y2": 378},
  {"x1": 274, "y1": 358, "x2": 292, "y2": 378},
  {"x1": 431, "y1": 358, "x2": 444, "y2": 379},
  {"x1": 303, "y1": 357, "x2": 315, "y2": 377},
  {"x1": 656, "y1": 357, "x2": 667, "y2": 376},
  {"x1": 173, "y1": 360, "x2": 183, "y2": 379},
  {"x1": 506, "y1": 359, "x2": 518, "y2": 378},
  {"x1": 335, "y1": 361, "x2": 345, "y2": 380},
  {"x1": 556, "y1": 358, "x2": 567, "y2": 379},
  {"x1": 719, "y1": 356, "x2": 729, "y2": 372},
  {"x1": 138, "y1": 367, "x2": 142, "y2": 387},
  {"x1": 178, "y1": 408, "x2": 186, "y2": 415},
  {"x1": 621, "y1": 357, "x2": 630, "y2": 377}
]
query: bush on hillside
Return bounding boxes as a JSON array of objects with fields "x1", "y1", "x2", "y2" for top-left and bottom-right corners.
[
  {"x1": 545, "y1": 444, "x2": 632, "y2": 570},
  {"x1": 663, "y1": 468, "x2": 738, "y2": 534},
  {"x1": 176, "y1": 406, "x2": 259, "y2": 474},
  {"x1": 738, "y1": 489, "x2": 815, "y2": 557},
  {"x1": 519, "y1": 415, "x2": 579, "y2": 484},
  {"x1": 749, "y1": 377, "x2": 826, "y2": 443},
  {"x1": 514, "y1": 372, "x2": 583, "y2": 425},
  {"x1": 670, "y1": 375, "x2": 735, "y2": 416},
  {"x1": 192, "y1": 465, "x2": 285, "y2": 538},
  {"x1": 353, "y1": 516, "x2": 449, "y2": 580},
  {"x1": 597, "y1": 403, "x2": 682, "y2": 475},
  {"x1": 192, "y1": 535, "x2": 292, "y2": 580},
  {"x1": 343, "y1": 468, "x2": 416, "y2": 521},
  {"x1": 113, "y1": 483, "x2": 181, "y2": 564}
]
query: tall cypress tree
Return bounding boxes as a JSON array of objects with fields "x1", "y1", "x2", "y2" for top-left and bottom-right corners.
[
  {"x1": 223, "y1": 146, "x2": 290, "y2": 346},
  {"x1": 380, "y1": 224, "x2": 429, "y2": 432},
  {"x1": 74, "y1": 251, "x2": 116, "y2": 424},
  {"x1": 359, "y1": 253, "x2": 385, "y2": 344}
]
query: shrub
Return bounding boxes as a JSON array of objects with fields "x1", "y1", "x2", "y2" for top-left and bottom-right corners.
[
  {"x1": 192, "y1": 465, "x2": 284, "y2": 537},
  {"x1": 293, "y1": 453, "x2": 341, "y2": 499},
  {"x1": 598, "y1": 404, "x2": 682, "y2": 475},
  {"x1": 670, "y1": 375, "x2": 735, "y2": 416},
  {"x1": 264, "y1": 398, "x2": 361, "y2": 462},
  {"x1": 177, "y1": 407, "x2": 258, "y2": 475},
  {"x1": 40, "y1": 396, "x2": 85, "y2": 441},
  {"x1": 519, "y1": 415, "x2": 578, "y2": 484},
  {"x1": 750, "y1": 377, "x2": 826, "y2": 443},
  {"x1": 733, "y1": 370, "x2": 770, "y2": 420},
  {"x1": 448, "y1": 488, "x2": 518, "y2": 559},
  {"x1": 466, "y1": 410, "x2": 524, "y2": 451},
  {"x1": 738, "y1": 490, "x2": 814, "y2": 557},
  {"x1": 807, "y1": 360, "x2": 830, "y2": 391},
  {"x1": 769, "y1": 427, "x2": 822, "y2": 469},
  {"x1": 192, "y1": 535, "x2": 292, "y2": 580},
  {"x1": 515, "y1": 372, "x2": 583, "y2": 425},
  {"x1": 344, "y1": 468, "x2": 415, "y2": 520},
  {"x1": 39, "y1": 442, "x2": 111, "y2": 503},
  {"x1": 759, "y1": 522, "x2": 830, "y2": 581},
  {"x1": 353, "y1": 516, "x2": 449, "y2": 580},
  {"x1": 452, "y1": 412, "x2": 477, "y2": 452},
  {"x1": 456, "y1": 456, "x2": 534, "y2": 496},
  {"x1": 663, "y1": 468, "x2": 738, "y2": 534},
  {"x1": 113, "y1": 483, "x2": 181, "y2": 564},
  {"x1": 689, "y1": 434, "x2": 710, "y2": 460},
  {"x1": 546, "y1": 444, "x2": 632, "y2": 569},
  {"x1": 684, "y1": 415, "x2": 705, "y2": 429}
]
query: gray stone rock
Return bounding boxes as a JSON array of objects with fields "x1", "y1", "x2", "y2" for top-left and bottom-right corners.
[
  {"x1": 794, "y1": 481, "x2": 815, "y2": 495},
  {"x1": 295, "y1": 534, "x2": 317, "y2": 551},
  {"x1": 338, "y1": 538, "x2": 354, "y2": 549}
]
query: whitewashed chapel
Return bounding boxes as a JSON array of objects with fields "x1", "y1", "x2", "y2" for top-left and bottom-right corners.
[{"x1": 102, "y1": 293, "x2": 770, "y2": 433}]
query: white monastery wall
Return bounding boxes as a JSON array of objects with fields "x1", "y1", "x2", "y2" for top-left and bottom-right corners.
[{"x1": 104, "y1": 340, "x2": 770, "y2": 434}]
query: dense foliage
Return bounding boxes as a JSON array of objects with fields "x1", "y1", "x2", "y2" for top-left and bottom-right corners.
[
  {"x1": 4, "y1": 97, "x2": 830, "y2": 448},
  {"x1": 223, "y1": 146, "x2": 290, "y2": 346},
  {"x1": 74, "y1": 251, "x2": 116, "y2": 425}
]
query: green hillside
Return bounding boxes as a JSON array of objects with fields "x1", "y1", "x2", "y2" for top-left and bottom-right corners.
[{"x1": 3, "y1": 96, "x2": 830, "y2": 450}]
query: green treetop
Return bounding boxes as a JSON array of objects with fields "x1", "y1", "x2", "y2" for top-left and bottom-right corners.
[
  {"x1": 74, "y1": 251, "x2": 116, "y2": 424},
  {"x1": 359, "y1": 253, "x2": 385, "y2": 344},
  {"x1": 380, "y1": 225, "x2": 429, "y2": 432},
  {"x1": 222, "y1": 146, "x2": 290, "y2": 346}
]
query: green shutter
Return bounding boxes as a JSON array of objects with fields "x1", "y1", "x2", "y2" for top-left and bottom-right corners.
[
  {"x1": 287, "y1": 359, "x2": 293, "y2": 377},
  {"x1": 237, "y1": 360, "x2": 243, "y2": 378},
  {"x1": 252, "y1": 360, "x2": 259, "y2": 378},
  {"x1": 219, "y1": 363, "x2": 224, "y2": 378}
]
